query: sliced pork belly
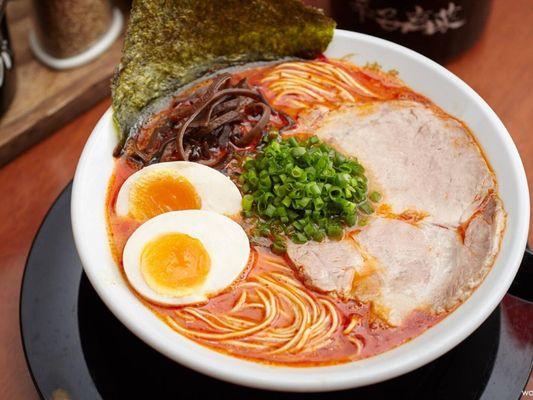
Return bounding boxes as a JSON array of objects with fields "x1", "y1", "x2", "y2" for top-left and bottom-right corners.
[
  {"x1": 296, "y1": 101, "x2": 495, "y2": 227},
  {"x1": 450, "y1": 193, "x2": 506, "y2": 304},
  {"x1": 286, "y1": 239, "x2": 363, "y2": 296},
  {"x1": 287, "y1": 195, "x2": 504, "y2": 326},
  {"x1": 357, "y1": 194, "x2": 504, "y2": 325},
  {"x1": 354, "y1": 218, "x2": 457, "y2": 325},
  {"x1": 285, "y1": 100, "x2": 505, "y2": 325}
]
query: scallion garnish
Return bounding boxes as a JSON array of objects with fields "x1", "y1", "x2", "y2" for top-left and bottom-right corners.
[{"x1": 240, "y1": 133, "x2": 379, "y2": 252}]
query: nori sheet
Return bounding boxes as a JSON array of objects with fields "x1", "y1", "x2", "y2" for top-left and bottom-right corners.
[{"x1": 111, "y1": 0, "x2": 335, "y2": 139}]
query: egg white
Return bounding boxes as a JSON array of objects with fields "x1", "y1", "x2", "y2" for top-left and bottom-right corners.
[
  {"x1": 115, "y1": 161, "x2": 242, "y2": 218},
  {"x1": 122, "y1": 210, "x2": 250, "y2": 306}
]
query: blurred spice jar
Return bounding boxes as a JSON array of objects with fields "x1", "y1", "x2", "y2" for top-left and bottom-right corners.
[
  {"x1": 32, "y1": 0, "x2": 114, "y2": 60},
  {"x1": 32, "y1": 0, "x2": 113, "y2": 59}
]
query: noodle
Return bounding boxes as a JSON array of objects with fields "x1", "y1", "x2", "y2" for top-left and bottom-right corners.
[
  {"x1": 230, "y1": 291, "x2": 247, "y2": 312},
  {"x1": 261, "y1": 60, "x2": 379, "y2": 110},
  {"x1": 347, "y1": 335, "x2": 364, "y2": 355},
  {"x1": 343, "y1": 315, "x2": 361, "y2": 335},
  {"x1": 166, "y1": 255, "x2": 348, "y2": 357}
]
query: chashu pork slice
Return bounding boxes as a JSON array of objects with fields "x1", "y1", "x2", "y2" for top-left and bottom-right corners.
[
  {"x1": 287, "y1": 196, "x2": 505, "y2": 326},
  {"x1": 356, "y1": 194, "x2": 504, "y2": 325},
  {"x1": 286, "y1": 238, "x2": 364, "y2": 297},
  {"x1": 296, "y1": 100, "x2": 495, "y2": 227}
]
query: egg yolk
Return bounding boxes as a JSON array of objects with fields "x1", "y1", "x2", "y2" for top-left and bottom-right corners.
[
  {"x1": 140, "y1": 233, "x2": 211, "y2": 297},
  {"x1": 129, "y1": 171, "x2": 201, "y2": 221}
]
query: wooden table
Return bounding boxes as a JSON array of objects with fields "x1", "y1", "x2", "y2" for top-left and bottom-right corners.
[{"x1": 0, "y1": 0, "x2": 531, "y2": 398}]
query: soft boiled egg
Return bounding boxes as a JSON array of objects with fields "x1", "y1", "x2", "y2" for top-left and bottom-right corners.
[
  {"x1": 115, "y1": 161, "x2": 242, "y2": 222},
  {"x1": 122, "y1": 210, "x2": 250, "y2": 306}
]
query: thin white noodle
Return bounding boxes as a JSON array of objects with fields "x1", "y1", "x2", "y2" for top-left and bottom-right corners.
[
  {"x1": 230, "y1": 291, "x2": 247, "y2": 312},
  {"x1": 343, "y1": 315, "x2": 361, "y2": 335},
  {"x1": 347, "y1": 336, "x2": 364, "y2": 356},
  {"x1": 166, "y1": 254, "x2": 352, "y2": 357},
  {"x1": 262, "y1": 60, "x2": 380, "y2": 111}
]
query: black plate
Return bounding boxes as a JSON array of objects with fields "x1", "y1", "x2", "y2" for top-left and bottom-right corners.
[{"x1": 20, "y1": 184, "x2": 533, "y2": 400}]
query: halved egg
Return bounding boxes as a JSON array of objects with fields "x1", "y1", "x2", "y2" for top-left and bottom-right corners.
[
  {"x1": 116, "y1": 161, "x2": 242, "y2": 222},
  {"x1": 122, "y1": 210, "x2": 250, "y2": 306}
]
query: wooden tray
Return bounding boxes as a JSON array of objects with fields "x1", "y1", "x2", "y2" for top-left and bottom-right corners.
[{"x1": 0, "y1": 0, "x2": 126, "y2": 167}]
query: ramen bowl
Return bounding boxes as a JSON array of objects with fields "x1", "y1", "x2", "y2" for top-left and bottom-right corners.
[{"x1": 71, "y1": 30, "x2": 529, "y2": 392}]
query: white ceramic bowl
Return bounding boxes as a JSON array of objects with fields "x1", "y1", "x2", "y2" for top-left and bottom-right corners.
[{"x1": 71, "y1": 30, "x2": 529, "y2": 392}]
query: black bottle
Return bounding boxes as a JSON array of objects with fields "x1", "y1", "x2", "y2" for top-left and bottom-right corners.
[{"x1": 331, "y1": 0, "x2": 492, "y2": 64}]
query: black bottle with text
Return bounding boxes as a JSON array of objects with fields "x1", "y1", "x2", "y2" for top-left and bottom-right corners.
[{"x1": 331, "y1": 0, "x2": 492, "y2": 63}]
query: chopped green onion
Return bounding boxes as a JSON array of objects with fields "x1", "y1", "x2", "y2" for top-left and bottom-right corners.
[
  {"x1": 306, "y1": 182, "x2": 321, "y2": 197},
  {"x1": 369, "y1": 191, "x2": 382, "y2": 203},
  {"x1": 326, "y1": 223, "x2": 343, "y2": 239},
  {"x1": 345, "y1": 213, "x2": 357, "y2": 226},
  {"x1": 264, "y1": 204, "x2": 276, "y2": 217},
  {"x1": 291, "y1": 232, "x2": 308, "y2": 244},
  {"x1": 240, "y1": 134, "x2": 374, "y2": 250},
  {"x1": 359, "y1": 201, "x2": 374, "y2": 215},
  {"x1": 242, "y1": 194, "x2": 254, "y2": 212},
  {"x1": 291, "y1": 146, "x2": 306, "y2": 158},
  {"x1": 303, "y1": 223, "x2": 317, "y2": 237},
  {"x1": 271, "y1": 235, "x2": 287, "y2": 254},
  {"x1": 312, "y1": 230, "x2": 326, "y2": 242}
]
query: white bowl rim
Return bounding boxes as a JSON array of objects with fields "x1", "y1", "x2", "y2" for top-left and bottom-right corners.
[{"x1": 71, "y1": 29, "x2": 530, "y2": 392}]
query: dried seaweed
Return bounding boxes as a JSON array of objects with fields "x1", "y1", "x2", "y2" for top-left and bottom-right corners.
[{"x1": 111, "y1": 0, "x2": 335, "y2": 140}]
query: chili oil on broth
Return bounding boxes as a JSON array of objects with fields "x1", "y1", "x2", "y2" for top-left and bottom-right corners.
[
  {"x1": 105, "y1": 57, "x2": 501, "y2": 366},
  {"x1": 107, "y1": 170, "x2": 442, "y2": 365}
]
